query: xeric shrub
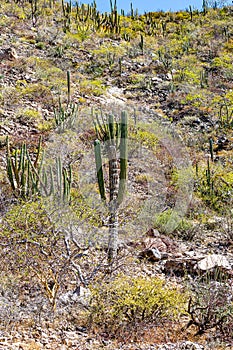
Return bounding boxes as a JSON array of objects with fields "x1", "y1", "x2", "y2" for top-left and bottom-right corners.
[
  {"x1": 185, "y1": 273, "x2": 233, "y2": 337},
  {"x1": 88, "y1": 275, "x2": 187, "y2": 335}
]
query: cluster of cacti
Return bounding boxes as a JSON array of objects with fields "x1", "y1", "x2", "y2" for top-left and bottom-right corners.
[
  {"x1": 61, "y1": 0, "x2": 72, "y2": 32},
  {"x1": 30, "y1": 0, "x2": 39, "y2": 26},
  {"x1": 53, "y1": 70, "x2": 78, "y2": 132},
  {"x1": 6, "y1": 136, "x2": 43, "y2": 199},
  {"x1": 94, "y1": 111, "x2": 128, "y2": 261},
  {"x1": 53, "y1": 100, "x2": 78, "y2": 133},
  {"x1": 157, "y1": 49, "x2": 173, "y2": 71},
  {"x1": 200, "y1": 69, "x2": 209, "y2": 88},
  {"x1": 12, "y1": 0, "x2": 220, "y2": 43},
  {"x1": 60, "y1": 0, "x2": 122, "y2": 35},
  {"x1": 6, "y1": 137, "x2": 72, "y2": 203},
  {"x1": 202, "y1": 0, "x2": 208, "y2": 15},
  {"x1": 40, "y1": 156, "x2": 72, "y2": 203},
  {"x1": 218, "y1": 102, "x2": 233, "y2": 129}
]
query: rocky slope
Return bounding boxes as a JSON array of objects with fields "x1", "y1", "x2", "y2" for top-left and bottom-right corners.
[{"x1": 0, "y1": 1, "x2": 233, "y2": 349}]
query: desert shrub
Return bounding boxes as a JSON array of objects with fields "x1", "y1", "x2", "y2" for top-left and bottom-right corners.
[
  {"x1": 153, "y1": 209, "x2": 193, "y2": 237},
  {"x1": 18, "y1": 83, "x2": 53, "y2": 105},
  {"x1": 186, "y1": 273, "x2": 233, "y2": 338},
  {"x1": 0, "y1": 199, "x2": 87, "y2": 308},
  {"x1": 79, "y1": 79, "x2": 106, "y2": 97},
  {"x1": 16, "y1": 107, "x2": 44, "y2": 127},
  {"x1": 195, "y1": 162, "x2": 233, "y2": 213},
  {"x1": 88, "y1": 274, "x2": 187, "y2": 334}
]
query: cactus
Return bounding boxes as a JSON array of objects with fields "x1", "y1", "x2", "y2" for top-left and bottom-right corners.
[
  {"x1": 67, "y1": 70, "x2": 71, "y2": 104},
  {"x1": 189, "y1": 5, "x2": 193, "y2": 21},
  {"x1": 118, "y1": 111, "x2": 128, "y2": 205},
  {"x1": 94, "y1": 139, "x2": 106, "y2": 201},
  {"x1": 6, "y1": 137, "x2": 72, "y2": 203},
  {"x1": 209, "y1": 137, "x2": 214, "y2": 162},
  {"x1": 94, "y1": 111, "x2": 128, "y2": 261},
  {"x1": 6, "y1": 136, "x2": 43, "y2": 198},
  {"x1": 139, "y1": 34, "x2": 144, "y2": 55},
  {"x1": 54, "y1": 100, "x2": 78, "y2": 133},
  {"x1": 61, "y1": 0, "x2": 72, "y2": 32},
  {"x1": 218, "y1": 102, "x2": 233, "y2": 129}
]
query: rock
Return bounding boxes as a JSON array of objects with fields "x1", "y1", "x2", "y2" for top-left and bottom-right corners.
[
  {"x1": 197, "y1": 254, "x2": 232, "y2": 271},
  {"x1": 163, "y1": 257, "x2": 198, "y2": 276},
  {"x1": 139, "y1": 228, "x2": 180, "y2": 262},
  {"x1": 157, "y1": 341, "x2": 205, "y2": 349},
  {"x1": 139, "y1": 247, "x2": 162, "y2": 261},
  {"x1": 179, "y1": 341, "x2": 205, "y2": 350},
  {"x1": 59, "y1": 286, "x2": 91, "y2": 306},
  {"x1": 0, "y1": 47, "x2": 18, "y2": 61},
  {"x1": 143, "y1": 228, "x2": 179, "y2": 252}
]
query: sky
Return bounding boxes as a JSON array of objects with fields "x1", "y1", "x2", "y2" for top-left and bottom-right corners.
[{"x1": 80, "y1": 0, "x2": 206, "y2": 13}]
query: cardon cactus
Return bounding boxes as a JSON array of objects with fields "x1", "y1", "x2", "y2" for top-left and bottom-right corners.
[{"x1": 94, "y1": 111, "x2": 128, "y2": 261}]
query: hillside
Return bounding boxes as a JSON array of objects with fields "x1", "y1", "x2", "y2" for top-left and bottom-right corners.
[{"x1": 0, "y1": 1, "x2": 233, "y2": 349}]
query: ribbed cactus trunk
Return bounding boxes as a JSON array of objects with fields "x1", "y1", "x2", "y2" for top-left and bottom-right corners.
[{"x1": 108, "y1": 144, "x2": 119, "y2": 261}]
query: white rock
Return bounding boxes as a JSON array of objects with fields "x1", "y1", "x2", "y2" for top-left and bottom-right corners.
[{"x1": 197, "y1": 254, "x2": 231, "y2": 271}]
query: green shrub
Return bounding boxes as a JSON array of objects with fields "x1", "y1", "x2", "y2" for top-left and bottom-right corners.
[
  {"x1": 153, "y1": 209, "x2": 193, "y2": 236},
  {"x1": 88, "y1": 275, "x2": 187, "y2": 333}
]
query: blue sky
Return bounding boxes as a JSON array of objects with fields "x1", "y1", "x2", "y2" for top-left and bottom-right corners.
[{"x1": 81, "y1": 0, "x2": 206, "y2": 13}]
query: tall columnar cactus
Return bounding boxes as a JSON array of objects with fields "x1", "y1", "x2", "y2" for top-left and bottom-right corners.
[
  {"x1": 67, "y1": 70, "x2": 71, "y2": 104},
  {"x1": 139, "y1": 34, "x2": 144, "y2": 55},
  {"x1": 94, "y1": 111, "x2": 128, "y2": 261},
  {"x1": 209, "y1": 137, "x2": 214, "y2": 162}
]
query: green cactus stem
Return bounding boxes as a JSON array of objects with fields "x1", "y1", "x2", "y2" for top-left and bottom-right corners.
[
  {"x1": 94, "y1": 139, "x2": 106, "y2": 201},
  {"x1": 209, "y1": 137, "x2": 214, "y2": 162},
  {"x1": 67, "y1": 70, "x2": 71, "y2": 104},
  {"x1": 118, "y1": 111, "x2": 128, "y2": 205}
]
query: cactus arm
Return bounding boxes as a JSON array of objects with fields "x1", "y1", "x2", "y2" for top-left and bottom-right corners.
[
  {"x1": 49, "y1": 165, "x2": 55, "y2": 196},
  {"x1": 34, "y1": 136, "x2": 42, "y2": 168},
  {"x1": 95, "y1": 112, "x2": 107, "y2": 141},
  {"x1": 6, "y1": 137, "x2": 16, "y2": 191},
  {"x1": 94, "y1": 139, "x2": 106, "y2": 201},
  {"x1": 56, "y1": 157, "x2": 63, "y2": 201},
  {"x1": 67, "y1": 70, "x2": 71, "y2": 104},
  {"x1": 25, "y1": 148, "x2": 48, "y2": 195},
  {"x1": 13, "y1": 149, "x2": 20, "y2": 187},
  {"x1": 209, "y1": 138, "x2": 214, "y2": 162},
  {"x1": 118, "y1": 111, "x2": 128, "y2": 205},
  {"x1": 108, "y1": 114, "x2": 115, "y2": 141}
]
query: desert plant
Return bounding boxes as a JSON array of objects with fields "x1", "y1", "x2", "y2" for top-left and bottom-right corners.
[
  {"x1": 185, "y1": 273, "x2": 233, "y2": 336},
  {"x1": 6, "y1": 137, "x2": 72, "y2": 202},
  {"x1": 6, "y1": 136, "x2": 43, "y2": 199},
  {"x1": 218, "y1": 102, "x2": 233, "y2": 128},
  {"x1": 94, "y1": 111, "x2": 128, "y2": 261},
  {"x1": 53, "y1": 100, "x2": 78, "y2": 133},
  {"x1": 209, "y1": 137, "x2": 214, "y2": 161},
  {"x1": 88, "y1": 274, "x2": 187, "y2": 334}
]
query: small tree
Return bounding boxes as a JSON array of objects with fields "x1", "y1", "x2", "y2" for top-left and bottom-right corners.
[{"x1": 94, "y1": 111, "x2": 128, "y2": 262}]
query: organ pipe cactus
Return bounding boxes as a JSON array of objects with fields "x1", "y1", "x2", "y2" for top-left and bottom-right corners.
[
  {"x1": 94, "y1": 111, "x2": 128, "y2": 261},
  {"x1": 6, "y1": 137, "x2": 72, "y2": 203},
  {"x1": 6, "y1": 136, "x2": 43, "y2": 198}
]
